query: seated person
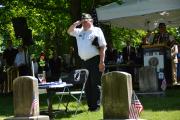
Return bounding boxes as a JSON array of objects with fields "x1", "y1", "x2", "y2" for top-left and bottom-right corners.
[
  {"x1": 38, "y1": 51, "x2": 50, "y2": 80},
  {"x1": 122, "y1": 40, "x2": 136, "y2": 64},
  {"x1": 105, "y1": 43, "x2": 117, "y2": 64},
  {"x1": 105, "y1": 43, "x2": 118, "y2": 72},
  {"x1": 49, "y1": 52, "x2": 62, "y2": 81}
]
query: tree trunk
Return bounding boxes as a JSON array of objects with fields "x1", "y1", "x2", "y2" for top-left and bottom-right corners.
[
  {"x1": 69, "y1": 0, "x2": 82, "y2": 68},
  {"x1": 70, "y1": 0, "x2": 81, "y2": 22}
]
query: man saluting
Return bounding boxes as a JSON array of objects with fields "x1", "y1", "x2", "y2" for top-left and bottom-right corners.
[{"x1": 67, "y1": 13, "x2": 107, "y2": 111}]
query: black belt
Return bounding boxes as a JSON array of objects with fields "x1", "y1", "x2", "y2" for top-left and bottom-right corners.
[{"x1": 84, "y1": 55, "x2": 100, "y2": 62}]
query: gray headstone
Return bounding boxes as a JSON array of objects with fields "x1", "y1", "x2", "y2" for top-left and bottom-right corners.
[
  {"x1": 102, "y1": 71, "x2": 133, "y2": 119},
  {"x1": 139, "y1": 66, "x2": 158, "y2": 92},
  {"x1": 13, "y1": 76, "x2": 39, "y2": 117}
]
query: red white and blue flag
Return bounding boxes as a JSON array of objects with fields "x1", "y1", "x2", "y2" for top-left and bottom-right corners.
[
  {"x1": 30, "y1": 94, "x2": 38, "y2": 115},
  {"x1": 161, "y1": 78, "x2": 167, "y2": 91},
  {"x1": 129, "y1": 91, "x2": 143, "y2": 119}
]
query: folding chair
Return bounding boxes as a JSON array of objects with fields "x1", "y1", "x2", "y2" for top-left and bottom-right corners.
[{"x1": 55, "y1": 69, "x2": 89, "y2": 115}]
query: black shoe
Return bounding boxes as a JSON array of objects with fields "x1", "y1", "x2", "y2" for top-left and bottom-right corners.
[{"x1": 88, "y1": 107, "x2": 100, "y2": 112}]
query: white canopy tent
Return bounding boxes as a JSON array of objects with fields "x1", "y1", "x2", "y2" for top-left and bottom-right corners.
[
  {"x1": 0, "y1": 5, "x2": 5, "y2": 8},
  {"x1": 96, "y1": 0, "x2": 180, "y2": 30}
]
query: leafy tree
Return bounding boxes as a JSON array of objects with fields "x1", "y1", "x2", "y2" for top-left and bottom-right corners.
[
  {"x1": 0, "y1": 0, "x2": 71, "y2": 58},
  {"x1": 0, "y1": 0, "x2": 179, "y2": 58}
]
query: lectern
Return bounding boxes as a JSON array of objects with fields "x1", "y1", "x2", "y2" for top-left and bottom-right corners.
[{"x1": 142, "y1": 44, "x2": 172, "y2": 86}]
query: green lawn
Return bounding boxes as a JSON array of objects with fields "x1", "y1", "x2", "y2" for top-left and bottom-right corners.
[{"x1": 1, "y1": 88, "x2": 180, "y2": 120}]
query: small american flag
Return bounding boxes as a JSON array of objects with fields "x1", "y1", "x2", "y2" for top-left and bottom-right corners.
[
  {"x1": 129, "y1": 91, "x2": 143, "y2": 119},
  {"x1": 161, "y1": 78, "x2": 167, "y2": 91},
  {"x1": 30, "y1": 94, "x2": 38, "y2": 115}
]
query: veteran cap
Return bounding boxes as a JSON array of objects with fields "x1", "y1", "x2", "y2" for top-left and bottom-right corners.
[{"x1": 81, "y1": 13, "x2": 92, "y2": 20}]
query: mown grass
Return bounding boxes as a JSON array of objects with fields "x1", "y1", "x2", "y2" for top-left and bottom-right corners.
[
  {"x1": 140, "y1": 88, "x2": 180, "y2": 120},
  {"x1": 0, "y1": 88, "x2": 180, "y2": 120}
]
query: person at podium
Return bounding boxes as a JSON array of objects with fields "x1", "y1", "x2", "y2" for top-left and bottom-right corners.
[
  {"x1": 152, "y1": 22, "x2": 177, "y2": 86},
  {"x1": 152, "y1": 23, "x2": 174, "y2": 45}
]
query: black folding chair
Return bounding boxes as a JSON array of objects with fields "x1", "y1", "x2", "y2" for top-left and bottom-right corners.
[{"x1": 56, "y1": 69, "x2": 89, "y2": 115}]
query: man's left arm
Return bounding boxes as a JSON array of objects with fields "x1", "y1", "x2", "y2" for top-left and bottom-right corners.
[
  {"x1": 99, "y1": 46, "x2": 106, "y2": 72},
  {"x1": 96, "y1": 27, "x2": 107, "y2": 72}
]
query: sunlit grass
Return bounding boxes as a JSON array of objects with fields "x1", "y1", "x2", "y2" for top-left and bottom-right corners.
[
  {"x1": 142, "y1": 110, "x2": 180, "y2": 120},
  {"x1": 1, "y1": 88, "x2": 180, "y2": 120}
]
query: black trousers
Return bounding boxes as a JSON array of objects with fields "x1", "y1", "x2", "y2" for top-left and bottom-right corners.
[{"x1": 82, "y1": 55, "x2": 102, "y2": 109}]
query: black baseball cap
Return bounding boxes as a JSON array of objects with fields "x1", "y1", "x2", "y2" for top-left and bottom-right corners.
[{"x1": 81, "y1": 13, "x2": 92, "y2": 20}]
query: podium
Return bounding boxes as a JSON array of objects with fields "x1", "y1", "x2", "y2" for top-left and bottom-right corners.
[{"x1": 142, "y1": 44, "x2": 172, "y2": 86}]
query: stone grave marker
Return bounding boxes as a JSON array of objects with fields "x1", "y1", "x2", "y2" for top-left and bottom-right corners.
[
  {"x1": 102, "y1": 71, "x2": 132, "y2": 119},
  {"x1": 4, "y1": 76, "x2": 49, "y2": 120},
  {"x1": 139, "y1": 66, "x2": 158, "y2": 92}
]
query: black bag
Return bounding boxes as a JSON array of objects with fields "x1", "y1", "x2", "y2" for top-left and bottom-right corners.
[{"x1": 92, "y1": 37, "x2": 100, "y2": 49}]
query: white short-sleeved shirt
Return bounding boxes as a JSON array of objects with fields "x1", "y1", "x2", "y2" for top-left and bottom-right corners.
[{"x1": 69, "y1": 26, "x2": 107, "y2": 61}]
